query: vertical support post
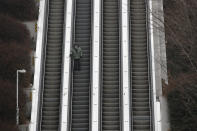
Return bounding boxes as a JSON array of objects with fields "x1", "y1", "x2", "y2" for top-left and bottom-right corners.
[
  {"x1": 16, "y1": 69, "x2": 26, "y2": 125},
  {"x1": 16, "y1": 70, "x2": 19, "y2": 125}
]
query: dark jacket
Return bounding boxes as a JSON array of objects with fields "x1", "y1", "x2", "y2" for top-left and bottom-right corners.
[{"x1": 71, "y1": 47, "x2": 83, "y2": 59}]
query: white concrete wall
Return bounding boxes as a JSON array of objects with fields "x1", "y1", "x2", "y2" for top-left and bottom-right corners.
[
  {"x1": 29, "y1": 0, "x2": 47, "y2": 130},
  {"x1": 148, "y1": 0, "x2": 169, "y2": 131}
]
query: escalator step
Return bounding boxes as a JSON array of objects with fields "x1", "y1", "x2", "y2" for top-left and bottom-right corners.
[
  {"x1": 102, "y1": 0, "x2": 120, "y2": 130},
  {"x1": 71, "y1": 0, "x2": 91, "y2": 130},
  {"x1": 40, "y1": 0, "x2": 64, "y2": 130},
  {"x1": 130, "y1": 0, "x2": 152, "y2": 130}
]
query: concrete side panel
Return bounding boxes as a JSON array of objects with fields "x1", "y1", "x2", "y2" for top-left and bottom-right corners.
[
  {"x1": 151, "y1": 0, "x2": 168, "y2": 85},
  {"x1": 150, "y1": 0, "x2": 169, "y2": 131}
]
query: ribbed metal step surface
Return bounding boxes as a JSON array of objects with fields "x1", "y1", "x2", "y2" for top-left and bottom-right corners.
[
  {"x1": 71, "y1": 0, "x2": 91, "y2": 130},
  {"x1": 102, "y1": 0, "x2": 120, "y2": 130},
  {"x1": 130, "y1": 0, "x2": 152, "y2": 130},
  {"x1": 40, "y1": 0, "x2": 64, "y2": 130}
]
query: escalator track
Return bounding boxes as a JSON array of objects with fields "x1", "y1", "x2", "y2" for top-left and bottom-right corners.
[
  {"x1": 71, "y1": 0, "x2": 91, "y2": 130},
  {"x1": 40, "y1": 0, "x2": 65, "y2": 130},
  {"x1": 102, "y1": 0, "x2": 121, "y2": 130},
  {"x1": 130, "y1": 0, "x2": 152, "y2": 130}
]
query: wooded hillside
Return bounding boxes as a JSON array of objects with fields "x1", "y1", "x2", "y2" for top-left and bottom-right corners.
[{"x1": 164, "y1": 0, "x2": 197, "y2": 130}]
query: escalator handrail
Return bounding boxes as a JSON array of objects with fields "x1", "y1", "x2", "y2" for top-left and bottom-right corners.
[
  {"x1": 38, "y1": 0, "x2": 49, "y2": 130},
  {"x1": 69, "y1": 0, "x2": 76, "y2": 130},
  {"x1": 89, "y1": 0, "x2": 93, "y2": 129},
  {"x1": 127, "y1": 0, "x2": 134, "y2": 130},
  {"x1": 100, "y1": 0, "x2": 104, "y2": 130},
  {"x1": 146, "y1": 0, "x2": 154, "y2": 130},
  {"x1": 128, "y1": 0, "x2": 134, "y2": 130},
  {"x1": 69, "y1": 59, "x2": 74, "y2": 131},
  {"x1": 118, "y1": 0, "x2": 123, "y2": 130}
]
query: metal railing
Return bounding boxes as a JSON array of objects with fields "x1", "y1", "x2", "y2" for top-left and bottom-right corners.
[
  {"x1": 128, "y1": 0, "x2": 134, "y2": 129},
  {"x1": 68, "y1": 0, "x2": 76, "y2": 130},
  {"x1": 88, "y1": 37, "x2": 92, "y2": 131},
  {"x1": 69, "y1": 61, "x2": 74, "y2": 131},
  {"x1": 99, "y1": 1, "x2": 102, "y2": 129},
  {"x1": 128, "y1": 0, "x2": 134, "y2": 130},
  {"x1": 100, "y1": 0, "x2": 104, "y2": 130},
  {"x1": 89, "y1": 0, "x2": 93, "y2": 129},
  {"x1": 118, "y1": 0, "x2": 123, "y2": 130},
  {"x1": 145, "y1": 0, "x2": 154, "y2": 130},
  {"x1": 38, "y1": 0, "x2": 49, "y2": 130}
]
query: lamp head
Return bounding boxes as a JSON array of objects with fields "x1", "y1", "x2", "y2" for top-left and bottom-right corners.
[{"x1": 18, "y1": 69, "x2": 26, "y2": 73}]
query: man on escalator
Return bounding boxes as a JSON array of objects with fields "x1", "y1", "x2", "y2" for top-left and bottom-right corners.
[{"x1": 71, "y1": 44, "x2": 83, "y2": 71}]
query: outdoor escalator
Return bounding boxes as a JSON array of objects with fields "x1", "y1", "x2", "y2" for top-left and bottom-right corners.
[
  {"x1": 40, "y1": 0, "x2": 65, "y2": 130},
  {"x1": 102, "y1": 0, "x2": 121, "y2": 130},
  {"x1": 71, "y1": 0, "x2": 91, "y2": 130},
  {"x1": 130, "y1": 0, "x2": 153, "y2": 130}
]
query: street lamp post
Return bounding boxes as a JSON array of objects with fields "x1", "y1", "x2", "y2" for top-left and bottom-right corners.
[{"x1": 16, "y1": 69, "x2": 26, "y2": 125}]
